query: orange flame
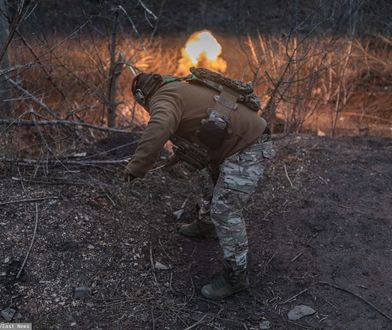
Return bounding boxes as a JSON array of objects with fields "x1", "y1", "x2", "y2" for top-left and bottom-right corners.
[{"x1": 178, "y1": 30, "x2": 227, "y2": 74}]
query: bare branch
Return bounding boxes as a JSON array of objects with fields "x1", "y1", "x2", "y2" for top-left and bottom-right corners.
[
  {"x1": 0, "y1": 118, "x2": 141, "y2": 134},
  {"x1": 5, "y1": 76, "x2": 60, "y2": 119}
]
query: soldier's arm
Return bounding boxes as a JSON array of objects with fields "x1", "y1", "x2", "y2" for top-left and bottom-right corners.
[{"x1": 125, "y1": 95, "x2": 182, "y2": 178}]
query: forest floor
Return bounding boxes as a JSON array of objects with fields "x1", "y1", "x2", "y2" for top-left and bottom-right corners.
[{"x1": 0, "y1": 133, "x2": 391, "y2": 330}]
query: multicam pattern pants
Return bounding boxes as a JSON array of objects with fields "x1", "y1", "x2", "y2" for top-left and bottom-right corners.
[{"x1": 199, "y1": 133, "x2": 275, "y2": 271}]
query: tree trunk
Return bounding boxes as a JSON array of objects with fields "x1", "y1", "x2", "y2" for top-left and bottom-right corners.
[
  {"x1": 0, "y1": 0, "x2": 11, "y2": 118},
  {"x1": 107, "y1": 11, "x2": 119, "y2": 128}
]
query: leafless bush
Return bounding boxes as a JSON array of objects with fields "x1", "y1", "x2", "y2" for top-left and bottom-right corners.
[{"x1": 241, "y1": 1, "x2": 392, "y2": 136}]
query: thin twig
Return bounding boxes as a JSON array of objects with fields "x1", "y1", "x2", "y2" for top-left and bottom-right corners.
[
  {"x1": 30, "y1": 107, "x2": 70, "y2": 174},
  {"x1": 15, "y1": 28, "x2": 67, "y2": 99},
  {"x1": 262, "y1": 252, "x2": 276, "y2": 275},
  {"x1": 5, "y1": 77, "x2": 60, "y2": 119},
  {"x1": 107, "y1": 9, "x2": 120, "y2": 127},
  {"x1": 318, "y1": 281, "x2": 392, "y2": 322},
  {"x1": 279, "y1": 288, "x2": 308, "y2": 305},
  {"x1": 1, "y1": 157, "x2": 131, "y2": 166},
  {"x1": 17, "y1": 167, "x2": 28, "y2": 195},
  {"x1": 16, "y1": 203, "x2": 39, "y2": 279},
  {"x1": 0, "y1": 196, "x2": 58, "y2": 206},
  {"x1": 283, "y1": 164, "x2": 294, "y2": 188},
  {"x1": 149, "y1": 0, "x2": 166, "y2": 40},
  {"x1": 137, "y1": 0, "x2": 158, "y2": 20},
  {"x1": 183, "y1": 314, "x2": 208, "y2": 330},
  {"x1": 291, "y1": 251, "x2": 304, "y2": 262},
  {"x1": 0, "y1": 0, "x2": 30, "y2": 63},
  {"x1": 11, "y1": 177, "x2": 88, "y2": 186},
  {"x1": 149, "y1": 243, "x2": 159, "y2": 287},
  {"x1": 0, "y1": 118, "x2": 140, "y2": 134}
]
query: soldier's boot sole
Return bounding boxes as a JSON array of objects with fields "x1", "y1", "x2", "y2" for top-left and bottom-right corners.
[
  {"x1": 177, "y1": 220, "x2": 217, "y2": 239},
  {"x1": 201, "y1": 277, "x2": 249, "y2": 300}
]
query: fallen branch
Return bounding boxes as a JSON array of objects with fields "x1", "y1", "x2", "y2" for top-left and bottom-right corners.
[
  {"x1": 318, "y1": 281, "x2": 392, "y2": 322},
  {"x1": 0, "y1": 118, "x2": 140, "y2": 134},
  {"x1": 1, "y1": 157, "x2": 131, "y2": 167},
  {"x1": 0, "y1": 196, "x2": 58, "y2": 206},
  {"x1": 11, "y1": 176, "x2": 95, "y2": 186},
  {"x1": 16, "y1": 203, "x2": 39, "y2": 279},
  {"x1": 183, "y1": 314, "x2": 208, "y2": 330}
]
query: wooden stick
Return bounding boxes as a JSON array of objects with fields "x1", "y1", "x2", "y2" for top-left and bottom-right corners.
[
  {"x1": 0, "y1": 118, "x2": 140, "y2": 134},
  {"x1": 283, "y1": 164, "x2": 294, "y2": 188},
  {"x1": 16, "y1": 203, "x2": 39, "y2": 279},
  {"x1": 11, "y1": 177, "x2": 86, "y2": 186},
  {"x1": 1, "y1": 157, "x2": 131, "y2": 166},
  {"x1": 0, "y1": 196, "x2": 58, "y2": 206},
  {"x1": 291, "y1": 251, "x2": 304, "y2": 262},
  {"x1": 318, "y1": 281, "x2": 392, "y2": 322}
]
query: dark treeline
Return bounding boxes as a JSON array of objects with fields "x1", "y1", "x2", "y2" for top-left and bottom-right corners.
[{"x1": 11, "y1": 0, "x2": 392, "y2": 37}]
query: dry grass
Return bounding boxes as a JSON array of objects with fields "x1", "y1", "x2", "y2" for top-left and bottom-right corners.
[
  {"x1": 4, "y1": 31, "x2": 392, "y2": 156},
  {"x1": 243, "y1": 33, "x2": 392, "y2": 135}
]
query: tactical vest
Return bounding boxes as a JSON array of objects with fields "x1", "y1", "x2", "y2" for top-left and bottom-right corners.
[
  {"x1": 186, "y1": 67, "x2": 261, "y2": 112},
  {"x1": 133, "y1": 67, "x2": 261, "y2": 114},
  {"x1": 133, "y1": 68, "x2": 262, "y2": 161}
]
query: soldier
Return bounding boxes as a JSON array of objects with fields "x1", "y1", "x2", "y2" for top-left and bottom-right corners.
[{"x1": 123, "y1": 70, "x2": 275, "y2": 300}]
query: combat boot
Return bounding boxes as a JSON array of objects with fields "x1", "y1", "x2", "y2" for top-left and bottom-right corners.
[
  {"x1": 201, "y1": 261, "x2": 249, "y2": 300},
  {"x1": 177, "y1": 219, "x2": 217, "y2": 239}
]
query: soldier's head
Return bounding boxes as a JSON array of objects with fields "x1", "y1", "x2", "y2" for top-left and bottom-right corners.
[{"x1": 131, "y1": 73, "x2": 163, "y2": 110}]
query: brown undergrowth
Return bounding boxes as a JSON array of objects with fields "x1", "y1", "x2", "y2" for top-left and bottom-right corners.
[{"x1": 7, "y1": 33, "x2": 392, "y2": 138}]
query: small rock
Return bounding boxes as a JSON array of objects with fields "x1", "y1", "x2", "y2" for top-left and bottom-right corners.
[
  {"x1": 173, "y1": 209, "x2": 184, "y2": 220},
  {"x1": 259, "y1": 320, "x2": 271, "y2": 329},
  {"x1": 154, "y1": 261, "x2": 170, "y2": 270},
  {"x1": 3, "y1": 257, "x2": 10, "y2": 263},
  {"x1": 288, "y1": 305, "x2": 316, "y2": 321},
  {"x1": 1, "y1": 307, "x2": 16, "y2": 321},
  {"x1": 74, "y1": 287, "x2": 90, "y2": 299},
  {"x1": 87, "y1": 245, "x2": 95, "y2": 250},
  {"x1": 72, "y1": 152, "x2": 87, "y2": 157}
]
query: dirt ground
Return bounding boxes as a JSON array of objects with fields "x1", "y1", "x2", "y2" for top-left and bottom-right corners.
[{"x1": 1, "y1": 133, "x2": 391, "y2": 330}]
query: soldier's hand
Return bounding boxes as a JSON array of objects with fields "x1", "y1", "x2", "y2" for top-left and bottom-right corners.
[{"x1": 123, "y1": 169, "x2": 136, "y2": 183}]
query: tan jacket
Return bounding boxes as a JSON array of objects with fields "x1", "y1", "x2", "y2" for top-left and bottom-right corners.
[{"x1": 125, "y1": 81, "x2": 267, "y2": 177}]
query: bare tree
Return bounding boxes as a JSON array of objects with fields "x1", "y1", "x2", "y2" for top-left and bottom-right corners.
[{"x1": 0, "y1": 0, "x2": 10, "y2": 117}]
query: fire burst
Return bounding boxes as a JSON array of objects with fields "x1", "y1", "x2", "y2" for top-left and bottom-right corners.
[{"x1": 178, "y1": 30, "x2": 227, "y2": 74}]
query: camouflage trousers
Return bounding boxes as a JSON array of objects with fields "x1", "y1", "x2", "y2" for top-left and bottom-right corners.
[{"x1": 198, "y1": 133, "x2": 275, "y2": 271}]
